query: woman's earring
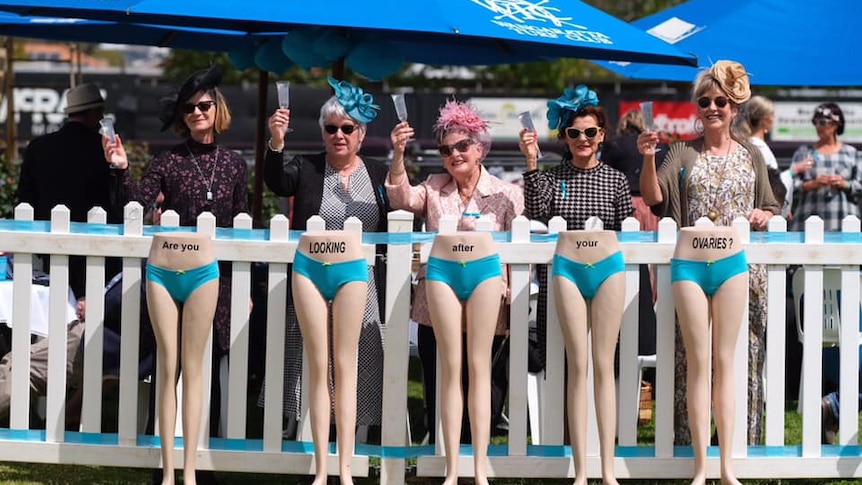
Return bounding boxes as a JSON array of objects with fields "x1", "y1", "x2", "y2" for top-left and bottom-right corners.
[{"x1": 693, "y1": 118, "x2": 704, "y2": 135}]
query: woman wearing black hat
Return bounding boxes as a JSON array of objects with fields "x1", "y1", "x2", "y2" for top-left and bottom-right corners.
[{"x1": 102, "y1": 64, "x2": 248, "y2": 485}]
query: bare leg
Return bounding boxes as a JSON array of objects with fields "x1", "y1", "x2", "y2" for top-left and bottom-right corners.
[
  {"x1": 590, "y1": 273, "x2": 625, "y2": 485},
  {"x1": 672, "y1": 280, "x2": 710, "y2": 485},
  {"x1": 292, "y1": 273, "x2": 332, "y2": 485},
  {"x1": 553, "y1": 276, "x2": 589, "y2": 485},
  {"x1": 710, "y1": 274, "x2": 747, "y2": 485},
  {"x1": 426, "y1": 280, "x2": 464, "y2": 485},
  {"x1": 331, "y1": 281, "x2": 367, "y2": 485},
  {"x1": 147, "y1": 282, "x2": 181, "y2": 485},
  {"x1": 178, "y1": 279, "x2": 219, "y2": 485},
  {"x1": 464, "y1": 277, "x2": 502, "y2": 485}
]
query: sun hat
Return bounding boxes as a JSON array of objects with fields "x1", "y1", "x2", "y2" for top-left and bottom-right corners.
[{"x1": 64, "y1": 83, "x2": 105, "y2": 114}]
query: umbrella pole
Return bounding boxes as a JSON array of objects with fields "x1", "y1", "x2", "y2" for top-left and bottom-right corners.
[
  {"x1": 252, "y1": 69, "x2": 268, "y2": 226},
  {"x1": 332, "y1": 57, "x2": 345, "y2": 81}
]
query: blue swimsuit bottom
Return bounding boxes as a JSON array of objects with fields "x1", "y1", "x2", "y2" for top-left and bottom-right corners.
[
  {"x1": 146, "y1": 260, "x2": 220, "y2": 303},
  {"x1": 551, "y1": 251, "x2": 625, "y2": 300},
  {"x1": 670, "y1": 251, "x2": 748, "y2": 296},
  {"x1": 425, "y1": 253, "x2": 502, "y2": 302},
  {"x1": 292, "y1": 251, "x2": 368, "y2": 301}
]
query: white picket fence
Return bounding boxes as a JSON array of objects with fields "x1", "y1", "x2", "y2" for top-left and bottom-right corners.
[{"x1": 0, "y1": 202, "x2": 860, "y2": 482}]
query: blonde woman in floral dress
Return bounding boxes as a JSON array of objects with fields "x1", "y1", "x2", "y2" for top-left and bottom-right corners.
[{"x1": 638, "y1": 61, "x2": 780, "y2": 483}]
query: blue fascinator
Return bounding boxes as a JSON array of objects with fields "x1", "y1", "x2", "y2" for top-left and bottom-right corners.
[
  {"x1": 327, "y1": 77, "x2": 379, "y2": 123},
  {"x1": 546, "y1": 84, "x2": 599, "y2": 130}
]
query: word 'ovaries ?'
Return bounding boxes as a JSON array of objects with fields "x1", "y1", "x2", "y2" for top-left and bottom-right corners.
[
  {"x1": 308, "y1": 241, "x2": 347, "y2": 254},
  {"x1": 690, "y1": 237, "x2": 733, "y2": 250},
  {"x1": 162, "y1": 241, "x2": 199, "y2": 252},
  {"x1": 575, "y1": 240, "x2": 598, "y2": 249}
]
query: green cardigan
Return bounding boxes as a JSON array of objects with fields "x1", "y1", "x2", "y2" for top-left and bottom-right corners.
[{"x1": 651, "y1": 137, "x2": 781, "y2": 227}]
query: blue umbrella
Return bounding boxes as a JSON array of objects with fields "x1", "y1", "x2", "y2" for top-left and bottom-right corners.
[
  {"x1": 0, "y1": 11, "x2": 262, "y2": 52},
  {"x1": 593, "y1": 0, "x2": 862, "y2": 86},
  {"x1": 0, "y1": 0, "x2": 696, "y2": 67}
]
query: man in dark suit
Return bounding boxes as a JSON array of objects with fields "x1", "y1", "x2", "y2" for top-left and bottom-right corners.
[{"x1": 17, "y1": 83, "x2": 122, "y2": 302}]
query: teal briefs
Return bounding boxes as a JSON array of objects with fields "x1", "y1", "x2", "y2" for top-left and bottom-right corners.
[
  {"x1": 670, "y1": 251, "x2": 748, "y2": 296},
  {"x1": 146, "y1": 260, "x2": 220, "y2": 303},
  {"x1": 551, "y1": 251, "x2": 625, "y2": 300},
  {"x1": 425, "y1": 253, "x2": 502, "y2": 302},
  {"x1": 292, "y1": 250, "x2": 368, "y2": 301}
]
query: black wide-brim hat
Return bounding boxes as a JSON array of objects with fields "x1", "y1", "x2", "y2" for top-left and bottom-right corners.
[{"x1": 158, "y1": 64, "x2": 223, "y2": 132}]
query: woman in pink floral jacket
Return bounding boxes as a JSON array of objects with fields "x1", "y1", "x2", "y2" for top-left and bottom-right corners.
[{"x1": 386, "y1": 99, "x2": 523, "y2": 444}]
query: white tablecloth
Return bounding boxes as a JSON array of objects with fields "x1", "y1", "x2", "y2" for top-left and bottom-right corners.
[{"x1": 0, "y1": 281, "x2": 78, "y2": 336}]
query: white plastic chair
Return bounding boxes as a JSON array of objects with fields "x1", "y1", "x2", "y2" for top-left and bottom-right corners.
[{"x1": 792, "y1": 268, "x2": 841, "y2": 347}]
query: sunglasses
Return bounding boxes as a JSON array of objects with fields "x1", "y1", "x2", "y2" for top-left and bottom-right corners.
[
  {"x1": 564, "y1": 127, "x2": 600, "y2": 139},
  {"x1": 814, "y1": 118, "x2": 835, "y2": 128},
  {"x1": 324, "y1": 124, "x2": 357, "y2": 135},
  {"x1": 438, "y1": 139, "x2": 475, "y2": 157},
  {"x1": 181, "y1": 100, "x2": 215, "y2": 114},
  {"x1": 697, "y1": 96, "x2": 729, "y2": 109}
]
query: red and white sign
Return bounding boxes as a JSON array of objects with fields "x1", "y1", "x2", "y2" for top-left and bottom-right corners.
[{"x1": 619, "y1": 100, "x2": 699, "y2": 141}]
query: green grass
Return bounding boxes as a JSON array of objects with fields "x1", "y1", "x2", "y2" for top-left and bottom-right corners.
[{"x1": 0, "y1": 362, "x2": 858, "y2": 484}]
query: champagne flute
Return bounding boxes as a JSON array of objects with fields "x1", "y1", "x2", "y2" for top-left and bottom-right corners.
[
  {"x1": 99, "y1": 118, "x2": 115, "y2": 145},
  {"x1": 99, "y1": 118, "x2": 122, "y2": 167},
  {"x1": 392, "y1": 93, "x2": 408, "y2": 122},
  {"x1": 518, "y1": 111, "x2": 542, "y2": 159},
  {"x1": 639, "y1": 101, "x2": 660, "y2": 153},
  {"x1": 392, "y1": 93, "x2": 412, "y2": 141},
  {"x1": 275, "y1": 80, "x2": 293, "y2": 133}
]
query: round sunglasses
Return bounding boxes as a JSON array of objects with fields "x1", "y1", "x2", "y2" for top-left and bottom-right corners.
[
  {"x1": 564, "y1": 127, "x2": 600, "y2": 139},
  {"x1": 697, "y1": 96, "x2": 729, "y2": 109}
]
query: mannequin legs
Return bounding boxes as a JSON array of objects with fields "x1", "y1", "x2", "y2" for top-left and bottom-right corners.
[
  {"x1": 673, "y1": 274, "x2": 747, "y2": 485},
  {"x1": 293, "y1": 274, "x2": 366, "y2": 485},
  {"x1": 427, "y1": 277, "x2": 501, "y2": 485},
  {"x1": 554, "y1": 273, "x2": 624, "y2": 485},
  {"x1": 147, "y1": 279, "x2": 219, "y2": 485}
]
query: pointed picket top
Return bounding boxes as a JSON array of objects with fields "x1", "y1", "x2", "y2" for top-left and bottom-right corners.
[
  {"x1": 345, "y1": 216, "x2": 363, "y2": 234},
  {"x1": 841, "y1": 215, "x2": 861, "y2": 233},
  {"x1": 14, "y1": 202, "x2": 33, "y2": 220},
  {"x1": 510, "y1": 216, "x2": 531, "y2": 244},
  {"x1": 657, "y1": 217, "x2": 677, "y2": 244},
  {"x1": 306, "y1": 215, "x2": 326, "y2": 232},
  {"x1": 767, "y1": 214, "x2": 787, "y2": 232},
  {"x1": 197, "y1": 211, "x2": 217, "y2": 237},
  {"x1": 50, "y1": 204, "x2": 71, "y2": 233},
  {"x1": 233, "y1": 212, "x2": 253, "y2": 229},
  {"x1": 732, "y1": 216, "x2": 750, "y2": 243},
  {"x1": 269, "y1": 214, "x2": 289, "y2": 242},
  {"x1": 803, "y1": 215, "x2": 825, "y2": 244},
  {"x1": 584, "y1": 216, "x2": 604, "y2": 231},
  {"x1": 124, "y1": 201, "x2": 144, "y2": 236},
  {"x1": 548, "y1": 216, "x2": 566, "y2": 235},
  {"x1": 160, "y1": 209, "x2": 180, "y2": 228},
  {"x1": 621, "y1": 216, "x2": 640, "y2": 232}
]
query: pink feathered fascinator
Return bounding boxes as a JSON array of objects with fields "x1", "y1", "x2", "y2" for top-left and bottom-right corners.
[{"x1": 433, "y1": 99, "x2": 490, "y2": 137}]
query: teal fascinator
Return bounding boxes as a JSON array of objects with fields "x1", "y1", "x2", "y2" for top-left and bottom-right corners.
[
  {"x1": 546, "y1": 85, "x2": 599, "y2": 130},
  {"x1": 327, "y1": 77, "x2": 380, "y2": 123}
]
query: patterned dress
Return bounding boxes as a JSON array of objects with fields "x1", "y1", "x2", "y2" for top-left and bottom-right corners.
[
  {"x1": 109, "y1": 138, "x2": 249, "y2": 359},
  {"x1": 676, "y1": 145, "x2": 768, "y2": 445},
  {"x1": 269, "y1": 163, "x2": 385, "y2": 427}
]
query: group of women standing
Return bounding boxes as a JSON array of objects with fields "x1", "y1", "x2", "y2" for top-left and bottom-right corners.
[{"x1": 96, "y1": 58, "x2": 794, "y2": 485}]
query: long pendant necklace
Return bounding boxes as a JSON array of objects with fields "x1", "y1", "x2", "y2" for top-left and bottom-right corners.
[
  {"x1": 187, "y1": 143, "x2": 219, "y2": 201},
  {"x1": 705, "y1": 141, "x2": 734, "y2": 222}
]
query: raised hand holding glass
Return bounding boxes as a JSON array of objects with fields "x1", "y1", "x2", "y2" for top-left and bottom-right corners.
[
  {"x1": 275, "y1": 81, "x2": 293, "y2": 133},
  {"x1": 639, "y1": 101, "x2": 660, "y2": 153},
  {"x1": 518, "y1": 111, "x2": 542, "y2": 159}
]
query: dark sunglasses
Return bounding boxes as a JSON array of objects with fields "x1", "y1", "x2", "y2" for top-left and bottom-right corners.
[
  {"x1": 564, "y1": 127, "x2": 600, "y2": 139},
  {"x1": 697, "y1": 96, "x2": 728, "y2": 109},
  {"x1": 814, "y1": 118, "x2": 835, "y2": 128},
  {"x1": 181, "y1": 100, "x2": 215, "y2": 114},
  {"x1": 438, "y1": 139, "x2": 475, "y2": 157},
  {"x1": 324, "y1": 124, "x2": 357, "y2": 135}
]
